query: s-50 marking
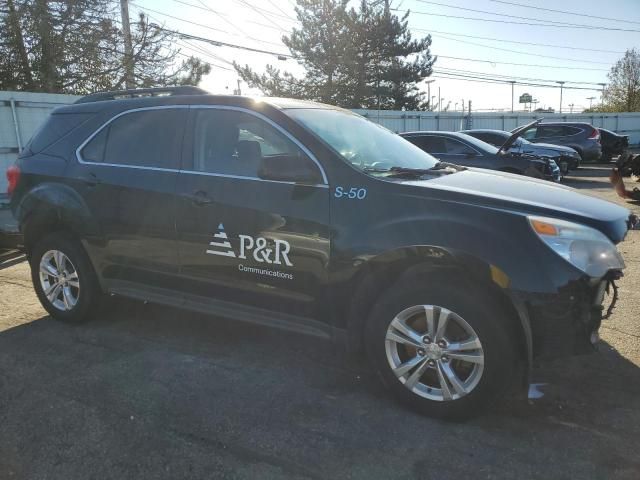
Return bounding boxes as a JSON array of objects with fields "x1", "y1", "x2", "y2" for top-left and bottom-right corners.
[
  {"x1": 7, "y1": 86, "x2": 632, "y2": 419},
  {"x1": 334, "y1": 186, "x2": 367, "y2": 199}
]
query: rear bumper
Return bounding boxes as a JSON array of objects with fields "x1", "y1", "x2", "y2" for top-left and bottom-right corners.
[
  {"x1": 0, "y1": 200, "x2": 23, "y2": 250},
  {"x1": 517, "y1": 273, "x2": 619, "y2": 360},
  {"x1": 581, "y1": 145, "x2": 602, "y2": 162}
]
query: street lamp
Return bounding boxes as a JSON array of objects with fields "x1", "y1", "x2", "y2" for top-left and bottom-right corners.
[
  {"x1": 586, "y1": 96, "x2": 595, "y2": 109},
  {"x1": 509, "y1": 80, "x2": 515, "y2": 113},
  {"x1": 424, "y1": 79, "x2": 435, "y2": 111},
  {"x1": 556, "y1": 81, "x2": 565, "y2": 114},
  {"x1": 598, "y1": 83, "x2": 606, "y2": 104}
]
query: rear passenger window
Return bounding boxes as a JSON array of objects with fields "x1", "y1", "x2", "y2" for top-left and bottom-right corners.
[
  {"x1": 80, "y1": 109, "x2": 185, "y2": 169},
  {"x1": 444, "y1": 138, "x2": 476, "y2": 155},
  {"x1": 562, "y1": 126, "x2": 582, "y2": 136},
  {"x1": 406, "y1": 136, "x2": 446, "y2": 153},
  {"x1": 536, "y1": 125, "x2": 565, "y2": 138}
]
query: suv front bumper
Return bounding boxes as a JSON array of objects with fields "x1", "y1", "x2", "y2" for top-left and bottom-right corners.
[{"x1": 520, "y1": 273, "x2": 620, "y2": 359}]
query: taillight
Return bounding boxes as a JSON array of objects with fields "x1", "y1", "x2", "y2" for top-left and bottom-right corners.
[
  {"x1": 588, "y1": 128, "x2": 600, "y2": 142},
  {"x1": 6, "y1": 165, "x2": 20, "y2": 196}
]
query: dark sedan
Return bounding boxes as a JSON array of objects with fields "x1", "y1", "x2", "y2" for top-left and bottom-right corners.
[
  {"x1": 400, "y1": 130, "x2": 561, "y2": 182},
  {"x1": 462, "y1": 129, "x2": 581, "y2": 174}
]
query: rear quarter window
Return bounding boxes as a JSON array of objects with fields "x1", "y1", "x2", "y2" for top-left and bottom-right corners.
[
  {"x1": 563, "y1": 126, "x2": 582, "y2": 136},
  {"x1": 27, "y1": 112, "x2": 93, "y2": 153}
]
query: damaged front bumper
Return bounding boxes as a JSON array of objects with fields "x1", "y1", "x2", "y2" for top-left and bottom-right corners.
[{"x1": 524, "y1": 271, "x2": 622, "y2": 359}]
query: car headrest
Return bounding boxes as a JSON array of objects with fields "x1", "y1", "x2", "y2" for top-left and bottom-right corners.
[{"x1": 237, "y1": 140, "x2": 262, "y2": 162}]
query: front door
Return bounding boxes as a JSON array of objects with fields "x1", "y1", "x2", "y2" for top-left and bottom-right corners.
[{"x1": 175, "y1": 107, "x2": 331, "y2": 320}]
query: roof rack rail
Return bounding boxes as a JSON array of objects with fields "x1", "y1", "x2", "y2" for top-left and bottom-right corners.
[{"x1": 74, "y1": 86, "x2": 208, "y2": 104}]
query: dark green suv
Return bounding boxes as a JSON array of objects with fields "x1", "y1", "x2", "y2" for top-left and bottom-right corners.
[{"x1": 6, "y1": 87, "x2": 634, "y2": 418}]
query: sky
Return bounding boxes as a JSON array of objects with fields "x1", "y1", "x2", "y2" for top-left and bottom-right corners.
[{"x1": 129, "y1": 0, "x2": 640, "y2": 112}]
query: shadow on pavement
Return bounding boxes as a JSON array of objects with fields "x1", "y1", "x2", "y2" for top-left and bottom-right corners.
[{"x1": 1, "y1": 300, "x2": 639, "y2": 479}]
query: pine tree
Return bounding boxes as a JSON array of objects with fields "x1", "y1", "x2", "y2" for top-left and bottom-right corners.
[{"x1": 235, "y1": 0, "x2": 435, "y2": 110}]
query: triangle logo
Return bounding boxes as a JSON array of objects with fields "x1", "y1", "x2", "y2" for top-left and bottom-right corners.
[{"x1": 206, "y1": 223, "x2": 236, "y2": 257}]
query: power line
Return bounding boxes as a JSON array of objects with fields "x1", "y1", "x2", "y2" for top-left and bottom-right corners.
[
  {"x1": 437, "y1": 55, "x2": 609, "y2": 71},
  {"x1": 150, "y1": 25, "x2": 293, "y2": 59},
  {"x1": 435, "y1": 67, "x2": 604, "y2": 86},
  {"x1": 413, "y1": 28, "x2": 625, "y2": 54},
  {"x1": 131, "y1": 2, "x2": 285, "y2": 48},
  {"x1": 413, "y1": 0, "x2": 638, "y2": 30},
  {"x1": 392, "y1": 7, "x2": 640, "y2": 32},
  {"x1": 432, "y1": 71, "x2": 603, "y2": 91},
  {"x1": 265, "y1": 0, "x2": 296, "y2": 21},
  {"x1": 171, "y1": 0, "x2": 288, "y2": 32},
  {"x1": 489, "y1": 0, "x2": 640, "y2": 25},
  {"x1": 232, "y1": 0, "x2": 289, "y2": 32},
  {"x1": 432, "y1": 33, "x2": 612, "y2": 65}
]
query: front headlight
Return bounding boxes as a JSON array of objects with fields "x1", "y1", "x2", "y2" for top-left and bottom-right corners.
[{"x1": 528, "y1": 216, "x2": 625, "y2": 277}]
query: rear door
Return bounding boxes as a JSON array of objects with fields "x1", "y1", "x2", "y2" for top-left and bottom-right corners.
[
  {"x1": 71, "y1": 106, "x2": 186, "y2": 288},
  {"x1": 174, "y1": 106, "x2": 331, "y2": 320}
]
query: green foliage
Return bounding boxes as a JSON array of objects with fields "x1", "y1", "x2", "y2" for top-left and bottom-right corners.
[
  {"x1": 235, "y1": 0, "x2": 435, "y2": 110},
  {"x1": 0, "y1": 0, "x2": 209, "y2": 94},
  {"x1": 601, "y1": 48, "x2": 640, "y2": 113}
]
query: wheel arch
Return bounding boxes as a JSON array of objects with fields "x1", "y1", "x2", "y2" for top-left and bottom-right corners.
[
  {"x1": 345, "y1": 246, "x2": 532, "y2": 373},
  {"x1": 17, "y1": 183, "x2": 100, "y2": 254}
]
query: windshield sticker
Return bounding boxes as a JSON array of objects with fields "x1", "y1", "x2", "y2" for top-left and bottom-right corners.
[{"x1": 206, "y1": 223, "x2": 294, "y2": 279}]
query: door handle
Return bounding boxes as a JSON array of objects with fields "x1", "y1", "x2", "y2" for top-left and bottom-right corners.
[
  {"x1": 81, "y1": 172, "x2": 100, "y2": 187},
  {"x1": 190, "y1": 190, "x2": 213, "y2": 206}
]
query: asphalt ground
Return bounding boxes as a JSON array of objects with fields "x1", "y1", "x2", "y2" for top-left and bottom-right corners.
[{"x1": 0, "y1": 167, "x2": 639, "y2": 480}]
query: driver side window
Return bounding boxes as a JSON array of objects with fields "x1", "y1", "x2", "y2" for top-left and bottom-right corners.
[{"x1": 191, "y1": 109, "x2": 314, "y2": 179}]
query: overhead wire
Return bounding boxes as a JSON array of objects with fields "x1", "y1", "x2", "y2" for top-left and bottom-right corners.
[
  {"x1": 488, "y1": 0, "x2": 640, "y2": 25},
  {"x1": 391, "y1": 7, "x2": 640, "y2": 32},
  {"x1": 412, "y1": 28, "x2": 625, "y2": 54},
  {"x1": 413, "y1": 0, "x2": 639, "y2": 30}
]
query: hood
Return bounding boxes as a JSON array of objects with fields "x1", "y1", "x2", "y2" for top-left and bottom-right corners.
[
  {"x1": 524, "y1": 142, "x2": 577, "y2": 155},
  {"x1": 498, "y1": 119, "x2": 542, "y2": 154},
  {"x1": 404, "y1": 168, "x2": 630, "y2": 243}
]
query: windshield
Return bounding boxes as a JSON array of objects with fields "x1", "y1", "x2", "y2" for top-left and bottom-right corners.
[{"x1": 286, "y1": 108, "x2": 439, "y2": 172}]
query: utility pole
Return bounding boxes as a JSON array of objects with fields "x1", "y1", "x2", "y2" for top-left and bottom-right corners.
[
  {"x1": 120, "y1": 0, "x2": 135, "y2": 89},
  {"x1": 509, "y1": 81, "x2": 515, "y2": 113},
  {"x1": 438, "y1": 86, "x2": 441, "y2": 112},
  {"x1": 556, "y1": 81, "x2": 565, "y2": 114},
  {"x1": 586, "y1": 96, "x2": 595, "y2": 109},
  {"x1": 568, "y1": 103, "x2": 574, "y2": 113}
]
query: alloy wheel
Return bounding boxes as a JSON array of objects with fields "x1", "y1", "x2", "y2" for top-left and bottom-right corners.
[
  {"x1": 385, "y1": 304, "x2": 485, "y2": 402},
  {"x1": 39, "y1": 250, "x2": 80, "y2": 312}
]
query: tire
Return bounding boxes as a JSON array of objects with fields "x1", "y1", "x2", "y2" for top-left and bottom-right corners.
[
  {"x1": 30, "y1": 232, "x2": 100, "y2": 323},
  {"x1": 365, "y1": 276, "x2": 517, "y2": 420}
]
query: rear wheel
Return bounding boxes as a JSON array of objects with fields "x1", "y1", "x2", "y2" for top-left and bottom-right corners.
[
  {"x1": 365, "y1": 278, "x2": 517, "y2": 419},
  {"x1": 30, "y1": 232, "x2": 100, "y2": 323}
]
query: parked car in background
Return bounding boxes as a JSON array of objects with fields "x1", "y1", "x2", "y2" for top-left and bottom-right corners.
[
  {"x1": 512, "y1": 122, "x2": 602, "y2": 163},
  {"x1": 400, "y1": 129, "x2": 561, "y2": 182},
  {"x1": 599, "y1": 128, "x2": 629, "y2": 161},
  {"x1": 461, "y1": 129, "x2": 580, "y2": 174}
]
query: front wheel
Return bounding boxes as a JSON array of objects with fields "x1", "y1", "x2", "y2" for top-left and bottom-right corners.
[
  {"x1": 30, "y1": 232, "x2": 100, "y2": 323},
  {"x1": 365, "y1": 279, "x2": 517, "y2": 419}
]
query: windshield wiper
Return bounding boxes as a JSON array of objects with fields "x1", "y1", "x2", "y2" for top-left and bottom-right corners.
[{"x1": 386, "y1": 162, "x2": 466, "y2": 177}]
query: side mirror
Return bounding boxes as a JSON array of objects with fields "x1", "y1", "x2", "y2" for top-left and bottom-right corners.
[{"x1": 258, "y1": 154, "x2": 322, "y2": 184}]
